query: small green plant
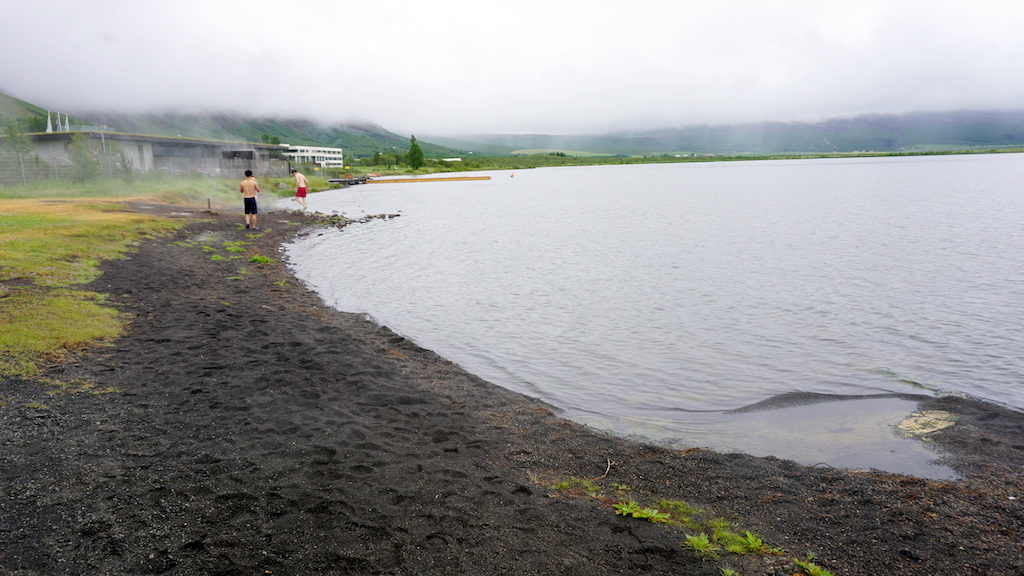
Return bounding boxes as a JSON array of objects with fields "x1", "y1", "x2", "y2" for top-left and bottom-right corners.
[
  {"x1": 544, "y1": 475, "x2": 799, "y2": 569},
  {"x1": 210, "y1": 254, "x2": 225, "y2": 261},
  {"x1": 684, "y1": 533, "x2": 721, "y2": 559},
  {"x1": 637, "y1": 507, "x2": 671, "y2": 522},
  {"x1": 719, "y1": 568, "x2": 737, "y2": 576},
  {"x1": 273, "y1": 280, "x2": 291, "y2": 287},
  {"x1": 793, "y1": 553, "x2": 834, "y2": 576},
  {"x1": 656, "y1": 499, "x2": 704, "y2": 529},
  {"x1": 552, "y1": 478, "x2": 601, "y2": 496},
  {"x1": 710, "y1": 518, "x2": 747, "y2": 554},
  {"x1": 706, "y1": 519, "x2": 776, "y2": 556},
  {"x1": 741, "y1": 531, "x2": 763, "y2": 550},
  {"x1": 248, "y1": 254, "x2": 273, "y2": 263},
  {"x1": 613, "y1": 500, "x2": 670, "y2": 522},
  {"x1": 613, "y1": 500, "x2": 642, "y2": 517},
  {"x1": 739, "y1": 531, "x2": 778, "y2": 554}
]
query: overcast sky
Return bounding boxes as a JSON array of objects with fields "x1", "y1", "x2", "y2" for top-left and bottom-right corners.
[{"x1": 3, "y1": 0, "x2": 1024, "y2": 136}]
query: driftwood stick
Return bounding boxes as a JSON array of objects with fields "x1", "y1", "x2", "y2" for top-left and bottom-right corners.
[{"x1": 592, "y1": 458, "x2": 614, "y2": 481}]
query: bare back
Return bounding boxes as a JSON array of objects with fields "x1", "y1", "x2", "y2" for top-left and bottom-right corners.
[{"x1": 240, "y1": 177, "x2": 260, "y2": 198}]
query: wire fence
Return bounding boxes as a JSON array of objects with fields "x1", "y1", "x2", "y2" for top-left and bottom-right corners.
[{"x1": 0, "y1": 155, "x2": 292, "y2": 187}]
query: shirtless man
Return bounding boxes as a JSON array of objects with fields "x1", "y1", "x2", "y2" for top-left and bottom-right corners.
[
  {"x1": 292, "y1": 169, "x2": 309, "y2": 209},
  {"x1": 239, "y1": 169, "x2": 261, "y2": 229}
]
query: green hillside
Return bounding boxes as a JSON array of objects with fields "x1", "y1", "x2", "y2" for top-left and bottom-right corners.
[
  {"x1": 451, "y1": 110, "x2": 1024, "y2": 155},
  {"x1": 69, "y1": 111, "x2": 469, "y2": 158},
  {"x1": 0, "y1": 92, "x2": 467, "y2": 158},
  {"x1": 0, "y1": 90, "x2": 55, "y2": 132},
  {"x1": 6, "y1": 90, "x2": 1024, "y2": 157}
]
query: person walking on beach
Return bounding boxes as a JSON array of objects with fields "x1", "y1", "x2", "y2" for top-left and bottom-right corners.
[
  {"x1": 240, "y1": 169, "x2": 261, "y2": 229},
  {"x1": 292, "y1": 169, "x2": 309, "y2": 209}
]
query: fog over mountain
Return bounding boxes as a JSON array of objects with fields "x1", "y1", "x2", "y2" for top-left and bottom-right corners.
[
  {"x1": 4, "y1": 1, "x2": 1024, "y2": 136},
  {"x1": 5, "y1": 89, "x2": 1024, "y2": 157}
]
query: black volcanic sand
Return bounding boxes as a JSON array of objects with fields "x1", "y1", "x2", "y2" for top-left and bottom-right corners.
[{"x1": 1, "y1": 206, "x2": 1023, "y2": 576}]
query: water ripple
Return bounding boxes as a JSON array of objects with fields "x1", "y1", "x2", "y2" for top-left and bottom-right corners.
[{"x1": 284, "y1": 157, "x2": 1024, "y2": 473}]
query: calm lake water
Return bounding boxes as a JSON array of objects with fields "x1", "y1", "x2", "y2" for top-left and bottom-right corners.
[{"x1": 281, "y1": 155, "x2": 1024, "y2": 477}]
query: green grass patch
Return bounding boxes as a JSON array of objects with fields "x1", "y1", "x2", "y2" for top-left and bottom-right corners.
[
  {"x1": 684, "y1": 532, "x2": 721, "y2": 559},
  {"x1": 0, "y1": 175, "x2": 239, "y2": 206},
  {"x1": 0, "y1": 199, "x2": 180, "y2": 286},
  {"x1": 551, "y1": 477, "x2": 602, "y2": 496},
  {"x1": 547, "y1": 475, "x2": 813, "y2": 573},
  {"x1": 655, "y1": 499, "x2": 704, "y2": 529},
  {"x1": 0, "y1": 289, "x2": 126, "y2": 376},
  {"x1": 0, "y1": 192, "x2": 184, "y2": 378},
  {"x1": 45, "y1": 378, "x2": 121, "y2": 396}
]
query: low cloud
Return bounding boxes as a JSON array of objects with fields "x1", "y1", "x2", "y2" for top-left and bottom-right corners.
[{"x1": 4, "y1": 1, "x2": 1024, "y2": 135}]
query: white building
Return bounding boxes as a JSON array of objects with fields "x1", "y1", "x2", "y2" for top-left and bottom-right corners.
[{"x1": 283, "y1": 145, "x2": 346, "y2": 168}]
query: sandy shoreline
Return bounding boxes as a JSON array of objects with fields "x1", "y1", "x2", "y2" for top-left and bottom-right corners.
[{"x1": 1, "y1": 207, "x2": 1022, "y2": 575}]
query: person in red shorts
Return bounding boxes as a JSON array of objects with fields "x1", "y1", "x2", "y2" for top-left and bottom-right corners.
[{"x1": 291, "y1": 169, "x2": 309, "y2": 210}]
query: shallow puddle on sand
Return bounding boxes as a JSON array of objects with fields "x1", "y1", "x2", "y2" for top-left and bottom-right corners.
[{"x1": 702, "y1": 397, "x2": 959, "y2": 478}]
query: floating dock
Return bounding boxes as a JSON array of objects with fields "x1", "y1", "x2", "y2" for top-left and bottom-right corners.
[
  {"x1": 328, "y1": 175, "x2": 490, "y2": 187},
  {"x1": 327, "y1": 176, "x2": 369, "y2": 186},
  {"x1": 367, "y1": 176, "x2": 491, "y2": 184}
]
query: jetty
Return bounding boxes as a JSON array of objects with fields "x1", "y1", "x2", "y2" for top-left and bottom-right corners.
[
  {"x1": 367, "y1": 176, "x2": 491, "y2": 184},
  {"x1": 327, "y1": 176, "x2": 370, "y2": 186},
  {"x1": 328, "y1": 175, "x2": 489, "y2": 187}
]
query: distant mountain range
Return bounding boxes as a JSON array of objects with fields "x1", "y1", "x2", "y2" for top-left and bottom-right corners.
[
  {"x1": 439, "y1": 109, "x2": 1024, "y2": 156},
  {"x1": 4, "y1": 90, "x2": 1024, "y2": 156}
]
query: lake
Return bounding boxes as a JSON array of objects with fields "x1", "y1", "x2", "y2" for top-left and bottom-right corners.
[{"x1": 281, "y1": 154, "x2": 1024, "y2": 478}]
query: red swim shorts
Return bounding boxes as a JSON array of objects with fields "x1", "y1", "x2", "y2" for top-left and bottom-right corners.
[{"x1": 296, "y1": 187, "x2": 308, "y2": 198}]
